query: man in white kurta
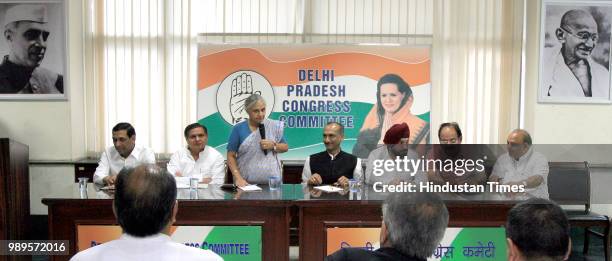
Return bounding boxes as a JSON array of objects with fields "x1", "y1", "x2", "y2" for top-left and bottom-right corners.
[
  {"x1": 71, "y1": 233, "x2": 222, "y2": 261},
  {"x1": 71, "y1": 165, "x2": 222, "y2": 261},
  {"x1": 490, "y1": 129, "x2": 549, "y2": 199},
  {"x1": 93, "y1": 123, "x2": 156, "y2": 186},
  {"x1": 167, "y1": 123, "x2": 225, "y2": 184},
  {"x1": 543, "y1": 9, "x2": 610, "y2": 99}
]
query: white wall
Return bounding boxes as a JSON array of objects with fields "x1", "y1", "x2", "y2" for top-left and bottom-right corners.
[{"x1": 0, "y1": 0, "x2": 85, "y2": 215}]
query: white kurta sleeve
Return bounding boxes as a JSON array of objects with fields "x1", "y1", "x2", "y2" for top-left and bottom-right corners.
[
  {"x1": 93, "y1": 150, "x2": 110, "y2": 185},
  {"x1": 301, "y1": 157, "x2": 312, "y2": 184}
]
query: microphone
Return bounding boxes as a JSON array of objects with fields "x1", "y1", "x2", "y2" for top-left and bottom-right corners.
[{"x1": 259, "y1": 123, "x2": 267, "y2": 155}]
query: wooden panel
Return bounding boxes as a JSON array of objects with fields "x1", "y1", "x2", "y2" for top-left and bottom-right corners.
[
  {"x1": 298, "y1": 201, "x2": 381, "y2": 261},
  {"x1": 44, "y1": 183, "x2": 522, "y2": 261},
  {"x1": 44, "y1": 199, "x2": 292, "y2": 261},
  {"x1": 0, "y1": 138, "x2": 30, "y2": 261},
  {"x1": 283, "y1": 165, "x2": 303, "y2": 184},
  {"x1": 0, "y1": 139, "x2": 7, "y2": 241},
  {"x1": 74, "y1": 164, "x2": 96, "y2": 183},
  {"x1": 225, "y1": 164, "x2": 302, "y2": 185},
  {"x1": 297, "y1": 200, "x2": 513, "y2": 261}
]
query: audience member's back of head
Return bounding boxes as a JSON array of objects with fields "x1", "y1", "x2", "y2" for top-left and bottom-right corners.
[
  {"x1": 114, "y1": 164, "x2": 177, "y2": 237},
  {"x1": 383, "y1": 192, "x2": 449, "y2": 259},
  {"x1": 506, "y1": 198, "x2": 570, "y2": 261}
]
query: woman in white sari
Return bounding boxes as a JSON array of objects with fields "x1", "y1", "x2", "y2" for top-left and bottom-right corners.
[{"x1": 227, "y1": 94, "x2": 288, "y2": 187}]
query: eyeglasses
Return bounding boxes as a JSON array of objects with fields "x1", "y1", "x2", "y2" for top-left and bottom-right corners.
[
  {"x1": 560, "y1": 26, "x2": 598, "y2": 42},
  {"x1": 23, "y1": 29, "x2": 50, "y2": 42},
  {"x1": 440, "y1": 138, "x2": 458, "y2": 144},
  {"x1": 507, "y1": 142, "x2": 525, "y2": 149}
]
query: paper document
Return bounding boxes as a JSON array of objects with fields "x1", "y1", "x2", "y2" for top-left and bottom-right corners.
[
  {"x1": 239, "y1": 185, "x2": 263, "y2": 191},
  {"x1": 175, "y1": 177, "x2": 190, "y2": 189},
  {"x1": 100, "y1": 185, "x2": 115, "y2": 190},
  {"x1": 314, "y1": 185, "x2": 344, "y2": 192}
]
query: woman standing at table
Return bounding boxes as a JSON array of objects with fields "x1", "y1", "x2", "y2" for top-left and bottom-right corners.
[{"x1": 227, "y1": 94, "x2": 288, "y2": 187}]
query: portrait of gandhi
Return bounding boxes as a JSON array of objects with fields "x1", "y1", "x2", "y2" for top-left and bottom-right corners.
[{"x1": 541, "y1": 4, "x2": 612, "y2": 102}]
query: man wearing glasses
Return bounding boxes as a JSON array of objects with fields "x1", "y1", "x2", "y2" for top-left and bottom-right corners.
[
  {"x1": 0, "y1": 4, "x2": 62, "y2": 94},
  {"x1": 438, "y1": 122, "x2": 462, "y2": 145},
  {"x1": 427, "y1": 122, "x2": 489, "y2": 190},
  {"x1": 544, "y1": 9, "x2": 609, "y2": 98},
  {"x1": 489, "y1": 129, "x2": 549, "y2": 199}
]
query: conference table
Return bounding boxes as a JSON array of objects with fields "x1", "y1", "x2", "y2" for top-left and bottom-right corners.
[{"x1": 43, "y1": 183, "x2": 517, "y2": 261}]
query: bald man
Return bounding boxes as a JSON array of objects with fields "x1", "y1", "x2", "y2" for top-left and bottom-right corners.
[
  {"x1": 543, "y1": 9, "x2": 609, "y2": 98},
  {"x1": 490, "y1": 129, "x2": 549, "y2": 199},
  {"x1": 71, "y1": 165, "x2": 222, "y2": 260}
]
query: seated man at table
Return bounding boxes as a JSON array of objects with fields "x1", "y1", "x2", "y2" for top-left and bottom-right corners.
[
  {"x1": 365, "y1": 123, "x2": 426, "y2": 185},
  {"x1": 71, "y1": 164, "x2": 222, "y2": 260},
  {"x1": 302, "y1": 122, "x2": 362, "y2": 186},
  {"x1": 490, "y1": 129, "x2": 549, "y2": 199},
  {"x1": 93, "y1": 122, "x2": 156, "y2": 186},
  {"x1": 167, "y1": 123, "x2": 225, "y2": 184},
  {"x1": 506, "y1": 198, "x2": 571, "y2": 261},
  {"x1": 326, "y1": 191, "x2": 449, "y2": 261},
  {"x1": 427, "y1": 122, "x2": 488, "y2": 188}
]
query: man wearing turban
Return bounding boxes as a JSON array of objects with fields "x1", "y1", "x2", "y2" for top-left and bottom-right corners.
[{"x1": 364, "y1": 123, "x2": 427, "y2": 185}]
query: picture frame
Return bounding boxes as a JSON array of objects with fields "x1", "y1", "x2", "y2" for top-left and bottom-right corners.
[
  {"x1": 539, "y1": 0, "x2": 612, "y2": 104},
  {"x1": 0, "y1": 0, "x2": 67, "y2": 100}
]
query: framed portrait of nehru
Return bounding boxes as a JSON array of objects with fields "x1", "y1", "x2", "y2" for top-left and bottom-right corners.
[
  {"x1": 0, "y1": 0, "x2": 66, "y2": 100},
  {"x1": 539, "y1": 0, "x2": 612, "y2": 103}
]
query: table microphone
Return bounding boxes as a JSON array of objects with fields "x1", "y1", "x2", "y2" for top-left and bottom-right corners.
[{"x1": 259, "y1": 123, "x2": 267, "y2": 155}]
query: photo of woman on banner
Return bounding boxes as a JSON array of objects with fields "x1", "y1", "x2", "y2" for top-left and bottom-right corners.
[
  {"x1": 227, "y1": 94, "x2": 289, "y2": 187},
  {"x1": 352, "y1": 74, "x2": 429, "y2": 158}
]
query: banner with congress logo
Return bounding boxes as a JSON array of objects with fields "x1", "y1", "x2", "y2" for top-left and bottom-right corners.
[
  {"x1": 77, "y1": 225, "x2": 262, "y2": 261},
  {"x1": 197, "y1": 45, "x2": 431, "y2": 159},
  {"x1": 326, "y1": 227, "x2": 506, "y2": 260}
]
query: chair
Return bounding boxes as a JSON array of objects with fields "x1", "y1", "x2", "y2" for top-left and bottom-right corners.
[{"x1": 548, "y1": 161, "x2": 611, "y2": 261}]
